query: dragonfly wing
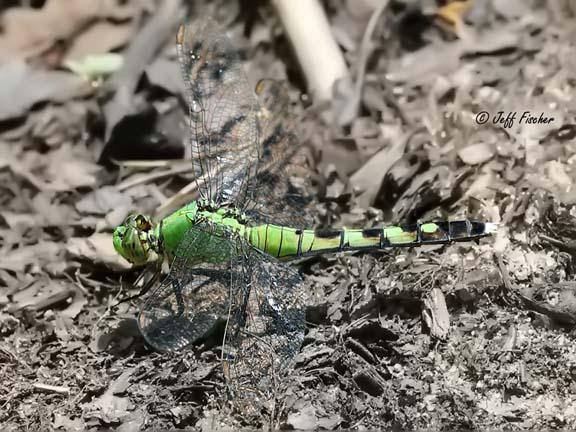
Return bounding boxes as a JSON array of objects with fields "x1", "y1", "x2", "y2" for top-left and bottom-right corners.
[
  {"x1": 177, "y1": 19, "x2": 260, "y2": 205},
  {"x1": 138, "y1": 224, "x2": 235, "y2": 352},
  {"x1": 243, "y1": 79, "x2": 314, "y2": 229},
  {"x1": 137, "y1": 223, "x2": 306, "y2": 398},
  {"x1": 222, "y1": 239, "x2": 307, "y2": 400},
  {"x1": 138, "y1": 270, "x2": 230, "y2": 352}
]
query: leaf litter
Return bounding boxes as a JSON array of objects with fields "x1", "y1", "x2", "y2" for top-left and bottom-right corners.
[{"x1": 1, "y1": 0, "x2": 576, "y2": 430}]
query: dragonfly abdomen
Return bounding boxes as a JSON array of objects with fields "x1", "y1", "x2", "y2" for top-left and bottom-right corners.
[{"x1": 248, "y1": 220, "x2": 496, "y2": 259}]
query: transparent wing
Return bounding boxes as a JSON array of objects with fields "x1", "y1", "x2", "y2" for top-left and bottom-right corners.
[
  {"x1": 176, "y1": 19, "x2": 260, "y2": 206},
  {"x1": 137, "y1": 223, "x2": 307, "y2": 402},
  {"x1": 222, "y1": 239, "x2": 307, "y2": 400},
  {"x1": 243, "y1": 79, "x2": 315, "y2": 229},
  {"x1": 138, "y1": 224, "x2": 235, "y2": 351}
]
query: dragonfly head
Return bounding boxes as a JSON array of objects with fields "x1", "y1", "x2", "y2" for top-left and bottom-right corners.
[{"x1": 113, "y1": 214, "x2": 155, "y2": 265}]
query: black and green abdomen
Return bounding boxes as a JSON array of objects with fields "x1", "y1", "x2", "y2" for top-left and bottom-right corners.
[{"x1": 247, "y1": 220, "x2": 494, "y2": 260}]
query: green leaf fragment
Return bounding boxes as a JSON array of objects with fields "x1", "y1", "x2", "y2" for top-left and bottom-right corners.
[{"x1": 64, "y1": 54, "x2": 124, "y2": 81}]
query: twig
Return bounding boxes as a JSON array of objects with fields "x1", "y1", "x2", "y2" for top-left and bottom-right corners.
[
  {"x1": 104, "y1": 0, "x2": 184, "y2": 141},
  {"x1": 272, "y1": 0, "x2": 348, "y2": 101},
  {"x1": 495, "y1": 253, "x2": 513, "y2": 291},
  {"x1": 494, "y1": 252, "x2": 519, "y2": 306},
  {"x1": 33, "y1": 383, "x2": 70, "y2": 395},
  {"x1": 539, "y1": 233, "x2": 568, "y2": 248},
  {"x1": 337, "y1": 0, "x2": 391, "y2": 126},
  {"x1": 117, "y1": 162, "x2": 193, "y2": 191},
  {"x1": 7, "y1": 287, "x2": 74, "y2": 314},
  {"x1": 155, "y1": 179, "x2": 200, "y2": 219}
]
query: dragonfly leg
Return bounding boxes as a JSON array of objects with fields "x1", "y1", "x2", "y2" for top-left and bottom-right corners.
[
  {"x1": 171, "y1": 278, "x2": 187, "y2": 317},
  {"x1": 114, "y1": 271, "x2": 160, "y2": 307}
]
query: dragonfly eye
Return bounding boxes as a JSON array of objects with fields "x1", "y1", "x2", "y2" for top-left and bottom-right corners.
[{"x1": 135, "y1": 215, "x2": 153, "y2": 231}]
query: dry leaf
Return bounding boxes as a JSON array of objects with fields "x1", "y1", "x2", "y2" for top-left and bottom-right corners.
[
  {"x1": 145, "y1": 58, "x2": 185, "y2": 95},
  {"x1": 45, "y1": 144, "x2": 101, "y2": 190},
  {"x1": 75, "y1": 186, "x2": 130, "y2": 216},
  {"x1": 67, "y1": 233, "x2": 130, "y2": 271},
  {"x1": 66, "y1": 21, "x2": 136, "y2": 60},
  {"x1": 0, "y1": 61, "x2": 89, "y2": 120},
  {"x1": 0, "y1": 0, "x2": 138, "y2": 62},
  {"x1": 0, "y1": 242, "x2": 62, "y2": 272},
  {"x1": 458, "y1": 142, "x2": 495, "y2": 165},
  {"x1": 422, "y1": 287, "x2": 450, "y2": 340},
  {"x1": 351, "y1": 137, "x2": 406, "y2": 207}
]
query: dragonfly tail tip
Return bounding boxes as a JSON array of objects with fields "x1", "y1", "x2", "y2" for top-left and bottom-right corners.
[{"x1": 485, "y1": 222, "x2": 499, "y2": 234}]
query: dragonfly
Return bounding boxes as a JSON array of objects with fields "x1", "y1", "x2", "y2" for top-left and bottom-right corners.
[{"x1": 112, "y1": 18, "x2": 497, "y2": 399}]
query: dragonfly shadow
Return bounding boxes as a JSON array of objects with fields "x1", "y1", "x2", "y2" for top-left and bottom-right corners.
[
  {"x1": 95, "y1": 317, "x2": 147, "y2": 357},
  {"x1": 141, "y1": 314, "x2": 228, "y2": 354},
  {"x1": 138, "y1": 266, "x2": 233, "y2": 354},
  {"x1": 96, "y1": 314, "x2": 229, "y2": 359}
]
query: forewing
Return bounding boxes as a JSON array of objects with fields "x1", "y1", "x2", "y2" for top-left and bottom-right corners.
[
  {"x1": 138, "y1": 224, "x2": 236, "y2": 352},
  {"x1": 222, "y1": 239, "x2": 307, "y2": 400},
  {"x1": 176, "y1": 19, "x2": 260, "y2": 206},
  {"x1": 243, "y1": 79, "x2": 314, "y2": 229}
]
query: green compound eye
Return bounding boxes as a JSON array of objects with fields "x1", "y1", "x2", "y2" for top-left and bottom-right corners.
[
  {"x1": 112, "y1": 216, "x2": 153, "y2": 266},
  {"x1": 134, "y1": 215, "x2": 152, "y2": 231}
]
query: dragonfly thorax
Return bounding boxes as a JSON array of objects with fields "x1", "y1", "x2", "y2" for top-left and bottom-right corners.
[
  {"x1": 195, "y1": 199, "x2": 249, "y2": 225},
  {"x1": 113, "y1": 214, "x2": 159, "y2": 265}
]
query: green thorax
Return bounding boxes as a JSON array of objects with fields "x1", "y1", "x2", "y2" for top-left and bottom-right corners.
[{"x1": 158, "y1": 200, "x2": 248, "y2": 259}]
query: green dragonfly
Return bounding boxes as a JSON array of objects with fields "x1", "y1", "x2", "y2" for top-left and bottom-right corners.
[{"x1": 112, "y1": 19, "x2": 497, "y2": 398}]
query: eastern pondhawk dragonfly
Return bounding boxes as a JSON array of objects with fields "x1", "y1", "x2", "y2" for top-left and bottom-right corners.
[{"x1": 112, "y1": 19, "x2": 497, "y2": 398}]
